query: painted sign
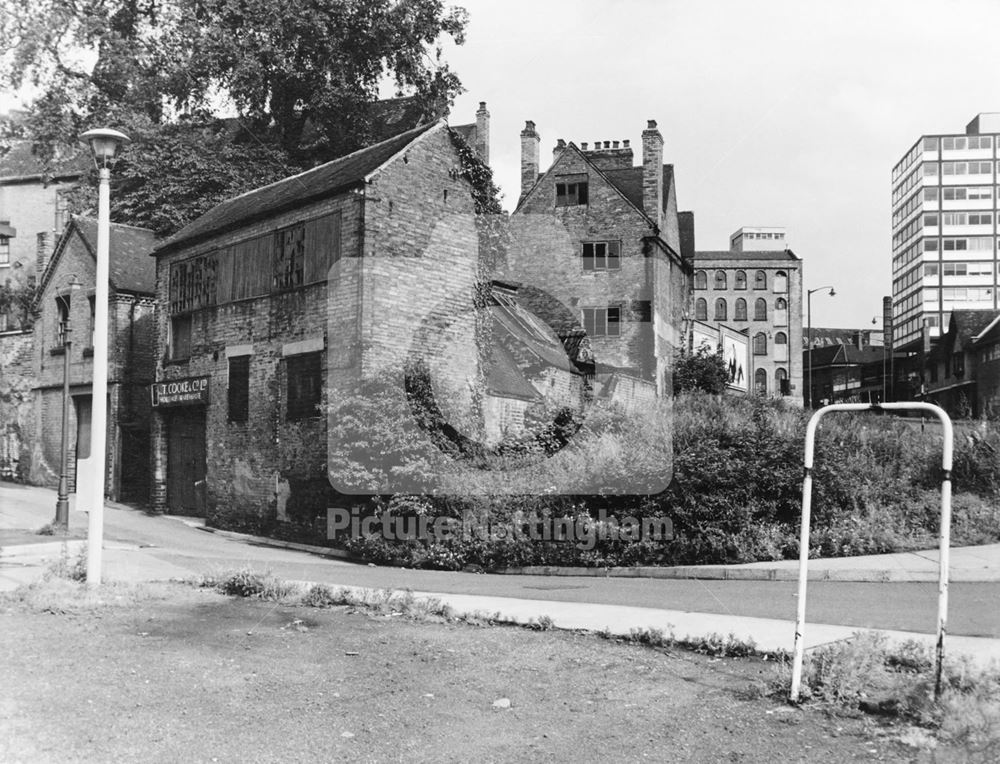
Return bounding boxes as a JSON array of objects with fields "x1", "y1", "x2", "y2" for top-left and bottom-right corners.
[
  {"x1": 720, "y1": 326, "x2": 749, "y2": 392},
  {"x1": 691, "y1": 320, "x2": 717, "y2": 353},
  {"x1": 151, "y1": 376, "x2": 210, "y2": 408}
]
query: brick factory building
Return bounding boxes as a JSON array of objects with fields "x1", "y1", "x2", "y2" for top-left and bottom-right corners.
[
  {"x1": 693, "y1": 227, "x2": 803, "y2": 400},
  {"x1": 149, "y1": 117, "x2": 504, "y2": 523}
]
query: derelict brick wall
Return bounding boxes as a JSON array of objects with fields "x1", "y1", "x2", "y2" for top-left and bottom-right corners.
[
  {"x1": 354, "y1": 126, "x2": 481, "y2": 442},
  {"x1": 361, "y1": 127, "x2": 479, "y2": 384},
  {"x1": 510, "y1": 149, "x2": 657, "y2": 378},
  {"x1": 153, "y1": 194, "x2": 360, "y2": 520},
  {"x1": 0, "y1": 329, "x2": 35, "y2": 480}
]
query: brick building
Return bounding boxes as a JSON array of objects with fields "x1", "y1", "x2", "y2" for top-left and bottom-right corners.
[
  {"x1": 923, "y1": 309, "x2": 1000, "y2": 417},
  {"x1": 149, "y1": 118, "x2": 495, "y2": 521},
  {"x1": 974, "y1": 314, "x2": 1000, "y2": 416},
  {"x1": 30, "y1": 216, "x2": 157, "y2": 501},
  {"x1": 508, "y1": 119, "x2": 692, "y2": 400},
  {"x1": 0, "y1": 129, "x2": 86, "y2": 330},
  {"x1": 693, "y1": 230, "x2": 803, "y2": 399}
]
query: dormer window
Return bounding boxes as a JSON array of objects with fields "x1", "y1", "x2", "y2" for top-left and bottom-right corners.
[{"x1": 556, "y1": 176, "x2": 588, "y2": 207}]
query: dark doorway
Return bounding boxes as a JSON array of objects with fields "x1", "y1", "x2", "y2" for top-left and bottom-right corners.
[
  {"x1": 73, "y1": 395, "x2": 93, "y2": 492},
  {"x1": 119, "y1": 425, "x2": 150, "y2": 504},
  {"x1": 167, "y1": 409, "x2": 207, "y2": 516}
]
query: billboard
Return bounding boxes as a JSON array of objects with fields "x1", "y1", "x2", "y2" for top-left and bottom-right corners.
[{"x1": 720, "y1": 326, "x2": 749, "y2": 392}]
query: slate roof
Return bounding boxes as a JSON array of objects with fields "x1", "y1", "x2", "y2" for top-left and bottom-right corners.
[
  {"x1": 975, "y1": 314, "x2": 1000, "y2": 345},
  {"x1": 72, "y1": 217, "x2": 157, "y2": 294},
  {"x1": 694, "y1": 250, "x2": 800, "y2": 262},
  {"x1": 156, "y1": 121, "x2": 439, "y2": 254},
  {"x1": 805, "y1": 343, "x2": 887, "y2": 366},
  {"x1": 0, "y1": 140, "x2": 89, "y2": 182},
  {"x1": 949, "y1": 309, "x2": 999, "y2": 342},
  {"x1": 486, "y1": 342, "x2": 541, "y2": 401},
  {"x1": 602, "y1": 165, "x2": 674, "y2": 213},
  {"x1": 36, "y1": 216, "x2": 156, "y2": 304}
]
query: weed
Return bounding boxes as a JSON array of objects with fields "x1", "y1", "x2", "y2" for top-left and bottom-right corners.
[
  {"x1": 45, "y1": 543, "x2": 87, "y2": 582},
  {"x1": 677, "y1": 632, "x2": 761, "y2": 659},
  {"x1": 212, "y1": 567, "x2": 300, "y2": 600},
  {"x1": 36, "y1": 523, "x2": 56, "y2": 536},
  {"x1": 526, "y1": 614, "x2": 555, "y2": 631}
]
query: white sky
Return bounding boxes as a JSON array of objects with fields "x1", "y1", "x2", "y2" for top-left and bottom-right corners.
[
  {"x1": 445, "y1": 0, "x2": 1000, "y2": 329},
  {"x1": 6, "y1": 0, "x2": 1000, "y2": 329}
]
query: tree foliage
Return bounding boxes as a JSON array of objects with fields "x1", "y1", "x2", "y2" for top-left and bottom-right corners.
[
  {"x1": 1, "y1": 0, "x2": 469, "y2": 233},
  {"x1": 673, "y1": 345, "x2": 730, "y2": 395}
]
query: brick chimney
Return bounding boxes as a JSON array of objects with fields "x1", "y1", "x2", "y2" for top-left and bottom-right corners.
[
  {"x1": 520, "y1": 120, "x2": 540, "y2": 200},
  {"x1": 641, "y1": 120, "x2": 664, "y2": 229},
  {"x1": 475, "y1": 101, "x2": 490, "y2": 165},
  {"x1": 36, "y1": 230, "x2": 53, "y2": 278}
]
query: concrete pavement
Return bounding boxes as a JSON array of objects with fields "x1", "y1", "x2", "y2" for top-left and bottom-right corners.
[{"x1": 3, "y1": 481, "x2": 1000, "y2": 667}]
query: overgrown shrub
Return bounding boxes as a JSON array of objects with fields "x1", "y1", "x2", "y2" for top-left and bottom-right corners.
[{"x1": 215, "y1": 389, "x2": 1000, "y2": 568}]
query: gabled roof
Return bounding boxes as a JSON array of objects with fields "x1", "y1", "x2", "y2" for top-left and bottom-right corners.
[
  {"x1": 36, "y1": 216, "x2": 156, "y2": 302},
  {"x1": 155, "y1": 120, "x2": 440, "y2": 254},
  {"x1": 514, "y1": 142, "x2": 670, "y2": 229},
  {"x1": 974, "y1": 313, "x2": 1000, "y2": 345},
  {"x1": 949, "y1": 310, "x2": 998, "y2": 344}
]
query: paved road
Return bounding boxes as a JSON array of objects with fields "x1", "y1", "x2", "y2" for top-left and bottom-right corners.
[
  {"x1": 92, "y1": 497, "x2": 1000, "y2": 638},
  {"x1": 5, "y1": 482, "x2": 999, "y2": 638}
]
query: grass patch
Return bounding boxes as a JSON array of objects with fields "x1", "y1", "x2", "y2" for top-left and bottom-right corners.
[
  {"x1": 1, "y1": 576, "x2": 159, "y2": 614},
  {"x1": 787, "y1": 631, "x2": 1000, "y2": 755}
]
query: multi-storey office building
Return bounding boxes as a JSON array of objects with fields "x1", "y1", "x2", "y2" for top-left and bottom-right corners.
[{"x1": 891, "y1": 113, "x2": 1000, "y2": 351}]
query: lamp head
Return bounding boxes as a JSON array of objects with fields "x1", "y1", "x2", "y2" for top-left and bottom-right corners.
[
  {"x1": 68, "y1": 275, "x2": 82, "y2": 291},
  {"x1": 80, "y1": 128, "x2": 131, "y2": 170},
  {"x1": 828, "y1": 288, "x2": 836, "y2": 297}
]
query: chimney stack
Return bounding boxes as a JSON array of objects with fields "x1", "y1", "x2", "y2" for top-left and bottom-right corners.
[
  {"x1": 520, "y1": 120, "x2": 540, "y2": 200},
  {"x1": 641, "y1": 119, "x2": 664, "y2": 229},
  {"x1": 475, "y1": 101, "x2": 490, "y2": 165},
  {"x1": 552, "y1": 138, "x2": 566, "y2": 164},
  {"x1": 36, "y1": 231, "x2": 53, "y2": 278}
]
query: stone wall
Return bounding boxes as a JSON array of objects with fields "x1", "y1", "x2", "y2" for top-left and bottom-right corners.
[{"x1": 0, "y1": 328, "x2": 34, "y2": 480}]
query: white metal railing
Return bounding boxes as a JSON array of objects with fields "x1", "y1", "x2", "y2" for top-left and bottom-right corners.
[{"x1": 789, "y1": 402, "x2": 954, "y2": 702}]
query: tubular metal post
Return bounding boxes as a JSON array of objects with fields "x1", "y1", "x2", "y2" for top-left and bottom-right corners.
[{"x1": 789, "y1": 402, "x2": 953, "y2": 703}]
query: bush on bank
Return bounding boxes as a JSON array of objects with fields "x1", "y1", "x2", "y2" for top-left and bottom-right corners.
[{"x1": 210, "y1": 390, "x2": 1000, "y2": 570}]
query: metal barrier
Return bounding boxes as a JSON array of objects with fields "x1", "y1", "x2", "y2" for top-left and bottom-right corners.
[{"x1": 789, "y1": 402, "x2": 954, "y2": 702}]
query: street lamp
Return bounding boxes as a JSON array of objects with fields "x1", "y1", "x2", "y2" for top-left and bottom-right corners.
[
  {"x1": 806, "y1": 285, "x2": 836, "y2": 408},
  {"x1": 54, "y1": 275, "x2": 82, "y2": 527},
  {"x1": 79, "y1": 127, "x2": 130, "y2": 587}
]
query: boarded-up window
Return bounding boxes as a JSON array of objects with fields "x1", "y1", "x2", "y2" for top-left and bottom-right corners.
[
  {"x1": 169, "y1": 254, "x2": 218, "y2": 314},
  {"x1": 303, "y1": 213, "x2": 342, "y2": 283},
  {"x1": 228, "y1": 356, "x2": 250, "y2": 423},
  {"x1": 286, "y1": 352, "x2": 322, "y2": 420},
  {"x1": 230, "y1": 235, "x2": 273, "y2": 302},
  {"x1": 274, "y1": 223, "x2": 305, "y2": 291}
]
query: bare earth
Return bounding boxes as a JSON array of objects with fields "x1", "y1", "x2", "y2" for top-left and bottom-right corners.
[{"x1": 0, "y1": 583, "x2": 931, "y2": 763}]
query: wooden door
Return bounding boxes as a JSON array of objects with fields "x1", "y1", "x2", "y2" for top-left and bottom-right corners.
[{"x1": 167, "y1": 411, "x2": 206, "y2": 515}]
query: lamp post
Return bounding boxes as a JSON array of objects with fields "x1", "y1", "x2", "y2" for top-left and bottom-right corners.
[
  {"x1": 54, "y1": 275, "x2": 82, "y2": 527},
  {"x1": 806, "y1": 285, "x2": 836, "y2": 408},
  {"x1": 80, "y1": 127, "x2": 130, "y2": 587}
]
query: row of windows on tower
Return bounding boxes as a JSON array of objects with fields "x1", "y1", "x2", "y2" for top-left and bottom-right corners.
[
  {"x1": 694, "y1": 270, "x2": 788, "y2": 291},
  {"x1": 694, "y1": 297, "x2": 787, "y2": 322}
]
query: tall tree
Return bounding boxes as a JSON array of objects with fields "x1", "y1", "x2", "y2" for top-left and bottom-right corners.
[{"x1": 172, "y1": 0, "x2": 468, "y2": 158}]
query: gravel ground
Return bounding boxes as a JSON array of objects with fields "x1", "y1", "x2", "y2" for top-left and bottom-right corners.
[{"x1": 0, "y1": 581, "x2": 938, "y2": 763}]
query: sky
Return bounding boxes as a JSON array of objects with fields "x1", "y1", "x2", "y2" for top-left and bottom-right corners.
[
  {"x1": 442, "y1": 0, "x2": 1000, "y2": 329},
  {"x1": 4, "y1": 0, "x2": 1000, "y2": 329}
]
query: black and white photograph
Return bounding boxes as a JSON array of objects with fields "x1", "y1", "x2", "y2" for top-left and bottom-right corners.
[{"x1": 2, "y1": 0, "x2": 1000, "y2": 761}]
